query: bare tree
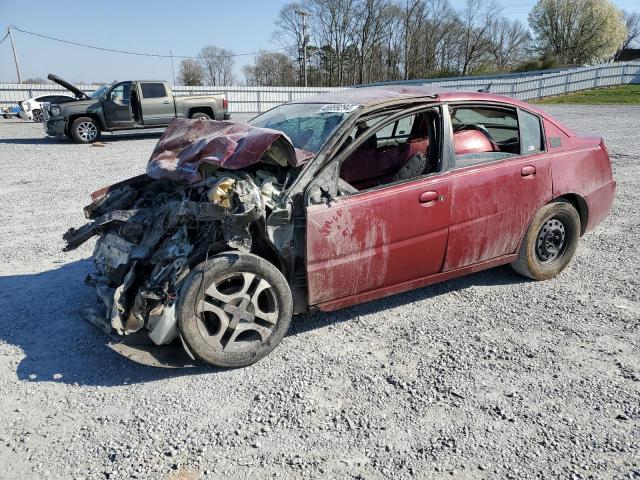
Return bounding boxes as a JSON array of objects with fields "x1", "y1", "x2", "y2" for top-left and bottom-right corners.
[
  {"x1": 274, "y1": 2, "x2": 312, "y2": 85},
  {"x1": 244, "y1": 52, "x2": 297, "y2": 86},
  {"x1": 487, "y1": 18, "x2": 531, "y2": 71},
  {"x1": 22, "y1": 77, "x2": 48, "y2": 84},
  {"x1": 177, "y1": 59, "x2": 205, "y2": 86},
  {"x1": 457, "y1": 0, "x2": 500, "y2": 75},
  {"x1": 199, "y1": 46, "x2": 236, "y2": 86},
  {"x1": 614, "y1": 11, "x2": 640, "y2": 60}
]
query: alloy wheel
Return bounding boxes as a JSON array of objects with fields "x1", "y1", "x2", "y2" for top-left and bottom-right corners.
[
  {"x1": 32, "y1": 110, "x2": 44, "y2": 123},
  {"x1": 196, "y1": 272, "x2": 279, "y2": 353},
  {"x1": 77, "y1": 121, "x2": 98, "y2": 142}
]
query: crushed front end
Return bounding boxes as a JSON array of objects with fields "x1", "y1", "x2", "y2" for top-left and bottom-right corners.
[{"x1": 63, "y1": 119, "x2": 309, "y2": 366}]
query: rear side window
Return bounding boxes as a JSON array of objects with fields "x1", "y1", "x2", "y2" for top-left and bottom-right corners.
[
  {"x1": 140, "y1": 83, "x2": 167, "y2": 98},
  {"x1": 519, "y1": 110, "x2": 544, "y2": 154},
  {"x1": 451, "y1": 105, "x2": 520, "y2": 169}
]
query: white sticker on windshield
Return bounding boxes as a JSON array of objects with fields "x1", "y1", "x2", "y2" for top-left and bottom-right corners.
[{"x1": 317, "y1": 104, "x2": 360, "y2": 114}]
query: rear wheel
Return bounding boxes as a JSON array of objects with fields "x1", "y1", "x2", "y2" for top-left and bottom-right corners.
[
  {"x1": 190, "y1": 111, "x2": 211, "y2": 120},
  {"x1": 511, "y1": 200, "x2": 581, "y2": 280},
  {"x1": 32, "y1": 109, "x2": 44, "y2": 123},
  {"x1": 70, "y1": 116, "x2": 101, "y2": 143},
  {"x1": 178, "y1": 252, "x2": 293, "y2": 368}
]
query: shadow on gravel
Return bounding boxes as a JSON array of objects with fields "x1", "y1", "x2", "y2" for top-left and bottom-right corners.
[
  {"x1": 0, "y1": 260, "x2": 212, "y2": 387},
  {"x1": 0, "y1": 137, "x2": 69, "y2": 145},
  {"x1": 289, "y1": 264, "x2": 528, "y2": 337},
  {"x1": 0, "y1": 130, "x2": 164, "y2": 145},
  {"x1": 0, "y1": 260, "x2": 527, "y2": 386}
]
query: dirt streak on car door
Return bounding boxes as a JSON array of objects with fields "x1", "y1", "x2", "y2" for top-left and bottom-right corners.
[
  {"x1": 305, "y1": 177, "x2": 452, "y2": 306},
  {"x1": 443, "y1": 154, "x2": 552, "y2": 271}
]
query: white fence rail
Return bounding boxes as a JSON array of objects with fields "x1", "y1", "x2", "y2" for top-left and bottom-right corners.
[{"x1": 1, "y1": 61, "x2": 639, "y2": 115}]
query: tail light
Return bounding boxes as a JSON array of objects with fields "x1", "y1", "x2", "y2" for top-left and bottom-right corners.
[{"x1": 222, "y1": 97, "x2": 228, "y2": 110}]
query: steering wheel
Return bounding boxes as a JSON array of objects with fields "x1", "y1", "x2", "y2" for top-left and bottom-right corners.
[{"x1": 453, "y1": 124, "x2": 499, "y2": 150}]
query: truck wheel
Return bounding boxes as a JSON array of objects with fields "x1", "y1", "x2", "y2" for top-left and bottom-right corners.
[
  {"x1": 70, "y1": 117, "x2": 101, "y2": 143},
  {"x1": 190, "y1": 112, "x2": 211, "y2": 120},
  {"x1": 32, "y1": 109, "x2": 44, "y2": 123},
  {"x1": 511, "y1": 200, "x2": 581, "y2": 280},
  {"x1": 178, "y1": 252, "x2": 293, "y2": 368}
]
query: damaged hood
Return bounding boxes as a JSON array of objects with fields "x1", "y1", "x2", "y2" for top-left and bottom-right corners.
[
  {"x1": 47, "y1": 73, "x2": 91, "y2": 100},
  {"x1": 146, "y1": 119, "x2": 313, "y2": 183}
]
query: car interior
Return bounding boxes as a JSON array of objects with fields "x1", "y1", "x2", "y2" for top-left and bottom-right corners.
[
  {"x1": 450, "y1": 105, "x2": 521, "y2": 168},
  {"x1": 338, "y1": 109, "x2": 440, "y2": 192}
]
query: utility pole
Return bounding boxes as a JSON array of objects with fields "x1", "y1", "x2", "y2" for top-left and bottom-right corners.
[
  {"x1": 8, "y1": 26, "x2": 22, "y2": 83},
  {"x1": 296, "y1": 9, "x2": 309, "y2": 87},
  {"x1": 169, "y1": 50, "x2": 176, "y2": 86}
]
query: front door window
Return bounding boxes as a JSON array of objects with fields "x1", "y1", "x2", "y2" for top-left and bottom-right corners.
[{"x1": 109, "y1": 83, "x2": 131, "y2": 107}]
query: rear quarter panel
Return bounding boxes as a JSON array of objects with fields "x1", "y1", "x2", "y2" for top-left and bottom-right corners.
[
  {"x1": 175, "y1": 96, "x2": 223, "y2": 119},
  {"x1": 545, "y1": 118, "x2": 615, "y2": 233}
]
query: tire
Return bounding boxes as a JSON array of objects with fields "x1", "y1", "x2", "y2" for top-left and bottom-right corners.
[
  {"x1": 190, "y1": 111, "x2": 211, "y2": 120},
  {"x1": 511, "y1": 200, "x2": 581, "y2": 280},
  {"x1": 70, "y1": 116, "x2": 101, "y2": 143},
  {"x1": 32, "y1": 109, "x2": 44, "y2": 123},
  {"x1": 177, "y1": 252, "x2": 293, "y2": 368}
]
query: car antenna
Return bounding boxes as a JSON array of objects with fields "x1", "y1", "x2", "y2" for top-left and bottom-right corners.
[{"x1": 478, "y1": 82, "x2": 492, "y2": 93}]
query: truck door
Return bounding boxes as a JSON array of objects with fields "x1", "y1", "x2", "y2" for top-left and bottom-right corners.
[
  {"x1": 139, "y1": 82, "x2": 175, "y2": 126},
  {"x1": 102, "y1": 82, "x2": 134, "y2": 129}
]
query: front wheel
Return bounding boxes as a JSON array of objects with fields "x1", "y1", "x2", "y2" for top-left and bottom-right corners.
[
  {"x1": 178, "y1": 252, "x2": 293, "y2": 368},
  {"x1": 70, "y1": 116, "x2": 101, "y2": 143},
  {"x1": 511, "y1": 200, "x2": 581, "y2": 280}
]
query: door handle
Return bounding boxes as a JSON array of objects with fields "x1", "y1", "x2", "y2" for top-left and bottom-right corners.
[
  {"x1": 162, "y1": 100, "x2": 171, "y2": 104},
  {"x1": 419, "y1": 190, "x2": 439, "y2": 204},
  {"x1": 521, "y1": 165, "x2": 536, "y2": 177}
]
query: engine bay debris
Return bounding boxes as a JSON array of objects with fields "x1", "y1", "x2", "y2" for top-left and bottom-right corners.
[{"x1": 63, "y1": 119, "x2": 305, "y2": 351}]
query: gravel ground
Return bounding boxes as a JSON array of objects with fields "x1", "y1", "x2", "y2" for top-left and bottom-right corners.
[{"x1": 0, "y1": 106, "x2": 638, "y2": 480}]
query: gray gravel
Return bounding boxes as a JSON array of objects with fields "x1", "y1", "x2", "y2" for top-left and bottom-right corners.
[{"x1": 0, "y1": 106, "x2": 638, "y2": 480}]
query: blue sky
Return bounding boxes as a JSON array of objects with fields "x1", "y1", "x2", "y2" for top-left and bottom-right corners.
[{"x1": 1, "y1": 0, "x2": 638, "y2": 84}]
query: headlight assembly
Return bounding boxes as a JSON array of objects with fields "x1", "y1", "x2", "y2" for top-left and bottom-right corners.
[{"x1": 50, "y1": 106, "x2": 61, "y2": 116}]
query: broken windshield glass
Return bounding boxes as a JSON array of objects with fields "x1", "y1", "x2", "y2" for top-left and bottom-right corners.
[{"x1": 248, "y1": 103, "x2": 358, "y2": 154}]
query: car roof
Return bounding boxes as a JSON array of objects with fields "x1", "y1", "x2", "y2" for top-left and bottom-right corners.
[{"x1": 292, "y1": 84, "x2": 551, "y2": 118}]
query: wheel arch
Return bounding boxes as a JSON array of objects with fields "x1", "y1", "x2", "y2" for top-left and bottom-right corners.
[
  {"x1": 554, "y1": 193, "x2": 589, "y2": 236},
  {"x1": 188, "y1": 106, "x2": 215, "y2": 119},
  {"x1": 67, "y1": 113, "x2": 105, "y2": 133}
]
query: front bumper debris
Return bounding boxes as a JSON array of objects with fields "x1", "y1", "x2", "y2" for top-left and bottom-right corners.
[
  {"x1": 45, "y1": 119, "x2": 66, "y2": 136},
  {"x1": 63, "y1": 119, "x2": 299, "y2": 366}
]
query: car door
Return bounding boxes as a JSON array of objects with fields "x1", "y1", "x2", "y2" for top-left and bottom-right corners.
[
  {"x1": 442, "y1": 104, "x2": 552, "y2": 271},
  {"x1": 305, "y1": 108, "x2": 451, "y2": 307},
  {"x1": 139, "y1": 82, "x2": 174, "y2": 126},
  {"x1": 102, "y1": 82, "x2": 134, "y2": 129}
]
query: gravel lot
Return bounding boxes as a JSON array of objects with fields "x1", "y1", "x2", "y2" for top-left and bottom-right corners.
[{"x1": 0, "y1": 106, "x2": 638, "y2": 480}]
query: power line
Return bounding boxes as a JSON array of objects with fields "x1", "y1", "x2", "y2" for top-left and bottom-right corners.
[
  {"x1": 0, "y1": 31, "x2": 9, "y2": 45},
  {"x1": 9, "y1": 25, "x2": 296, "y2": 59}
]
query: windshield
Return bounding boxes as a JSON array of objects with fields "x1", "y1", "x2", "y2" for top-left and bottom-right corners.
[
  {"x1": 248, "y1": 103, "x2": 358, "y2": 154},
  {"x1": 89, "y1": 84, "x2": 112, "y2": 99}
]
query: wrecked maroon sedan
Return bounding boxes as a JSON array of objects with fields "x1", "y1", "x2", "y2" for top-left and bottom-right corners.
[{"x1": 64, "y1": 86, "x2": 616, "y2": 368}]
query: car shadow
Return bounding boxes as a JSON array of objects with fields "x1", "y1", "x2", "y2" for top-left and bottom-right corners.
[
  {"x1": 0, "y1": 260, "x2": 212, "y2": 387},
  {"x1": 288, "y1": 264, "x2": 528, "y2": 337},
  {"x1": 0, "y1": 137, "x2": 70, "y2": 145},
  {"x1": 0, "y1": 131, "x2": 164, "y2": 145},
  {"x1": 0, "y1": 259, "x2": 527, "y2": 386}
]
